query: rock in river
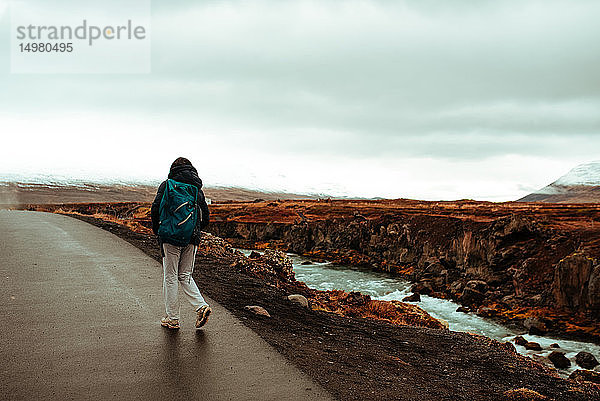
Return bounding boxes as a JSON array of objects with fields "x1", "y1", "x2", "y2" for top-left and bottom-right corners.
[
  {"x1": 513, "y1": 336, "x2": 528, "y2": 346},
  {"x1": 524, "y1": 342, "x2": 542, "y2": 351},
  {"x1": 411, "y1": 280, "x2": 433, "y2": 295},
  {"x1": 460, "y1": 281, "x2": 487, "y2": 306},
  {"x1": 403, "y1": 293, "x2": 421, "y2": 302},
  {"x1": 575, "y1": 351, "x2": 599, "y2": 369},
  {"x1": 523, "y1": 317, "x2": 547, "y2": 336},
  {"x1": 548, "y1": 351, "x2": 571, "y2": 369}
]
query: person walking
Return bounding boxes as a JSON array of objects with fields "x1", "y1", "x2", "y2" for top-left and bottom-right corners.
[{"x1": 151, "y1": 157, "x2": 211, "y2": 330}]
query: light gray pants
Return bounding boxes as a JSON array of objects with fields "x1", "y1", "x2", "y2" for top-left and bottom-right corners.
[{"x1": 162, "y1": 243, "x2": 208, "y2": 320}]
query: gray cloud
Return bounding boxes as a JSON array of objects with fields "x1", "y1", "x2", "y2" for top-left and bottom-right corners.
[{"x1": 1, "y1": 0, "x2": 599, "y2": 199}]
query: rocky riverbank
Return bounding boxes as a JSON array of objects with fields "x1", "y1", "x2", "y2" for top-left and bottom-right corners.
[{"x1": 204, "y1": 199, "x2": 600, "y2": 343}]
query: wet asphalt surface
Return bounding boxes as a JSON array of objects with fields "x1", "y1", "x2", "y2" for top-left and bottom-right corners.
[{"x1": 0, "y1": 210, "x2": 332, "y2": 401}]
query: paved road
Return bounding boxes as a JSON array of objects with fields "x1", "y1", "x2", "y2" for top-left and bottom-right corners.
[{"x1": 0, "y1": 210, "x2": 333, "y2": 401}]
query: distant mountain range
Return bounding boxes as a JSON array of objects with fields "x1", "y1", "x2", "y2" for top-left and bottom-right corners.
[
  {"x1": 519, "y1": 161, "x2": 600, "y2": 203},
  {"x1": 0, "y1": 181, "x2": 320, "y2": 205},
  {"x1": 5, "y1": 162, "x2": 600, "y2": 205}
]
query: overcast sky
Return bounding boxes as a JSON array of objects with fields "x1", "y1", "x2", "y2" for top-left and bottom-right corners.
[{"x1": 1, "y1": 0, "x2": 599, "y2": 200}]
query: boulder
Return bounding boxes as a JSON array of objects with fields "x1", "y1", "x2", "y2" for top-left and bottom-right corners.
[
  {"x1": 249, "y1": 251, "x2": 261, "y2": 259},
  {"x1": 456, "y1": 306, "x2": 470, "y2": 313},
  {"x1": 244, "y1": 305, "x2": 271, "y2": 318},
  {"x1": 465, "y1": 280, "x2": 489, "y2": 293},
  {"x1": 287, "y1": 294, "x2": 310, "y2": 309},
  {"x1": 550, "y1": 343, "x2": 560, "y2": 348},
  {"x1": 344, "y1": 291, "x2": 370, "y2": 306},
  {"x1": 513, "y1": 336, "x2": 528, "y2": 346},
  {"x1": 449, "y1": 281, "x2": 464, "y2": 294},
  {"x1": 502, "y1": 388, "x2": 548, "y2": 400},
  {"x1": 569, "y1": 369, "x2": 600, "y2": 385},
  {"x1": 411, "y1": 280, "x2": 433, "y2": 295},
  {"x1": 424, "y1": 262, "x2": 445, "y2": 276},
  {"x1": 548, "y1": 351, "x2": 571, "y2": 369},
  {"x1": 524, "y1": 342, "x2": 542, "y2": 351},
  {"x1": 460, "y1": 287, "x2": 486, "y2": 306},
  {"x1": 575, "y1": 351, "x2": 599, "y2": 370},
  {"x1": 403, "y1": 293, "x2": 421, "y2": 302},
  {"x1": 523, "y1": 317, "x2": 547, "y2": 336}
]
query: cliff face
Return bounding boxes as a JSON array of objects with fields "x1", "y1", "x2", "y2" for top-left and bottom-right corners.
[
  {"x1": 205, "y1": 200, "x2": 600, "y2": 340},
  {"x1": 553, "y1": 254, "x2": 600, "y2": 313},
  {"x1": 208, "y1": 215, "x2": 581, "y2": 308}
]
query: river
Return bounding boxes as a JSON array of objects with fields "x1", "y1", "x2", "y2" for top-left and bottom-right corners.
[{"x1": 238, "y1": 249, "x2": 600, "y2": 376}]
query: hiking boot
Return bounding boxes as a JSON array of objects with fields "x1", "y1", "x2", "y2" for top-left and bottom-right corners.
[
  {"x1": 161, "y1": 317, "x2": 180, "y2": 329},
  {"x1": 196, "y1": 305, "x2": 212, "y2": 328}
]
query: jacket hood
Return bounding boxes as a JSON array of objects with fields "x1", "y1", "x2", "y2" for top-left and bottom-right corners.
[{"x1": 168, "y1": 164, "x2": 203, "y2": 189}]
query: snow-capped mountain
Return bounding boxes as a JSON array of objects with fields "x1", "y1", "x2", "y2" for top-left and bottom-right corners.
[
  {"x1": 519, "y1": 161, "x2": 600, "y2": 203},
  {"x1": 552, "y1": 161, "x2": 600, "y2": 187},
  {"x1": 0, "y1": 175, "x2": 319, "y2": 205}
]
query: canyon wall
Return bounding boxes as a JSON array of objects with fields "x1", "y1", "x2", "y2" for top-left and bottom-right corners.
[{"x1": 207, "y1": 211, "x2": 600, "y2": 336}]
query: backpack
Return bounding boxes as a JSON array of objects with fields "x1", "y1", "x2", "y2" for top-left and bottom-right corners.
[{"x1": 157, "y1": 179, "x2": 200, "y2": 246}]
